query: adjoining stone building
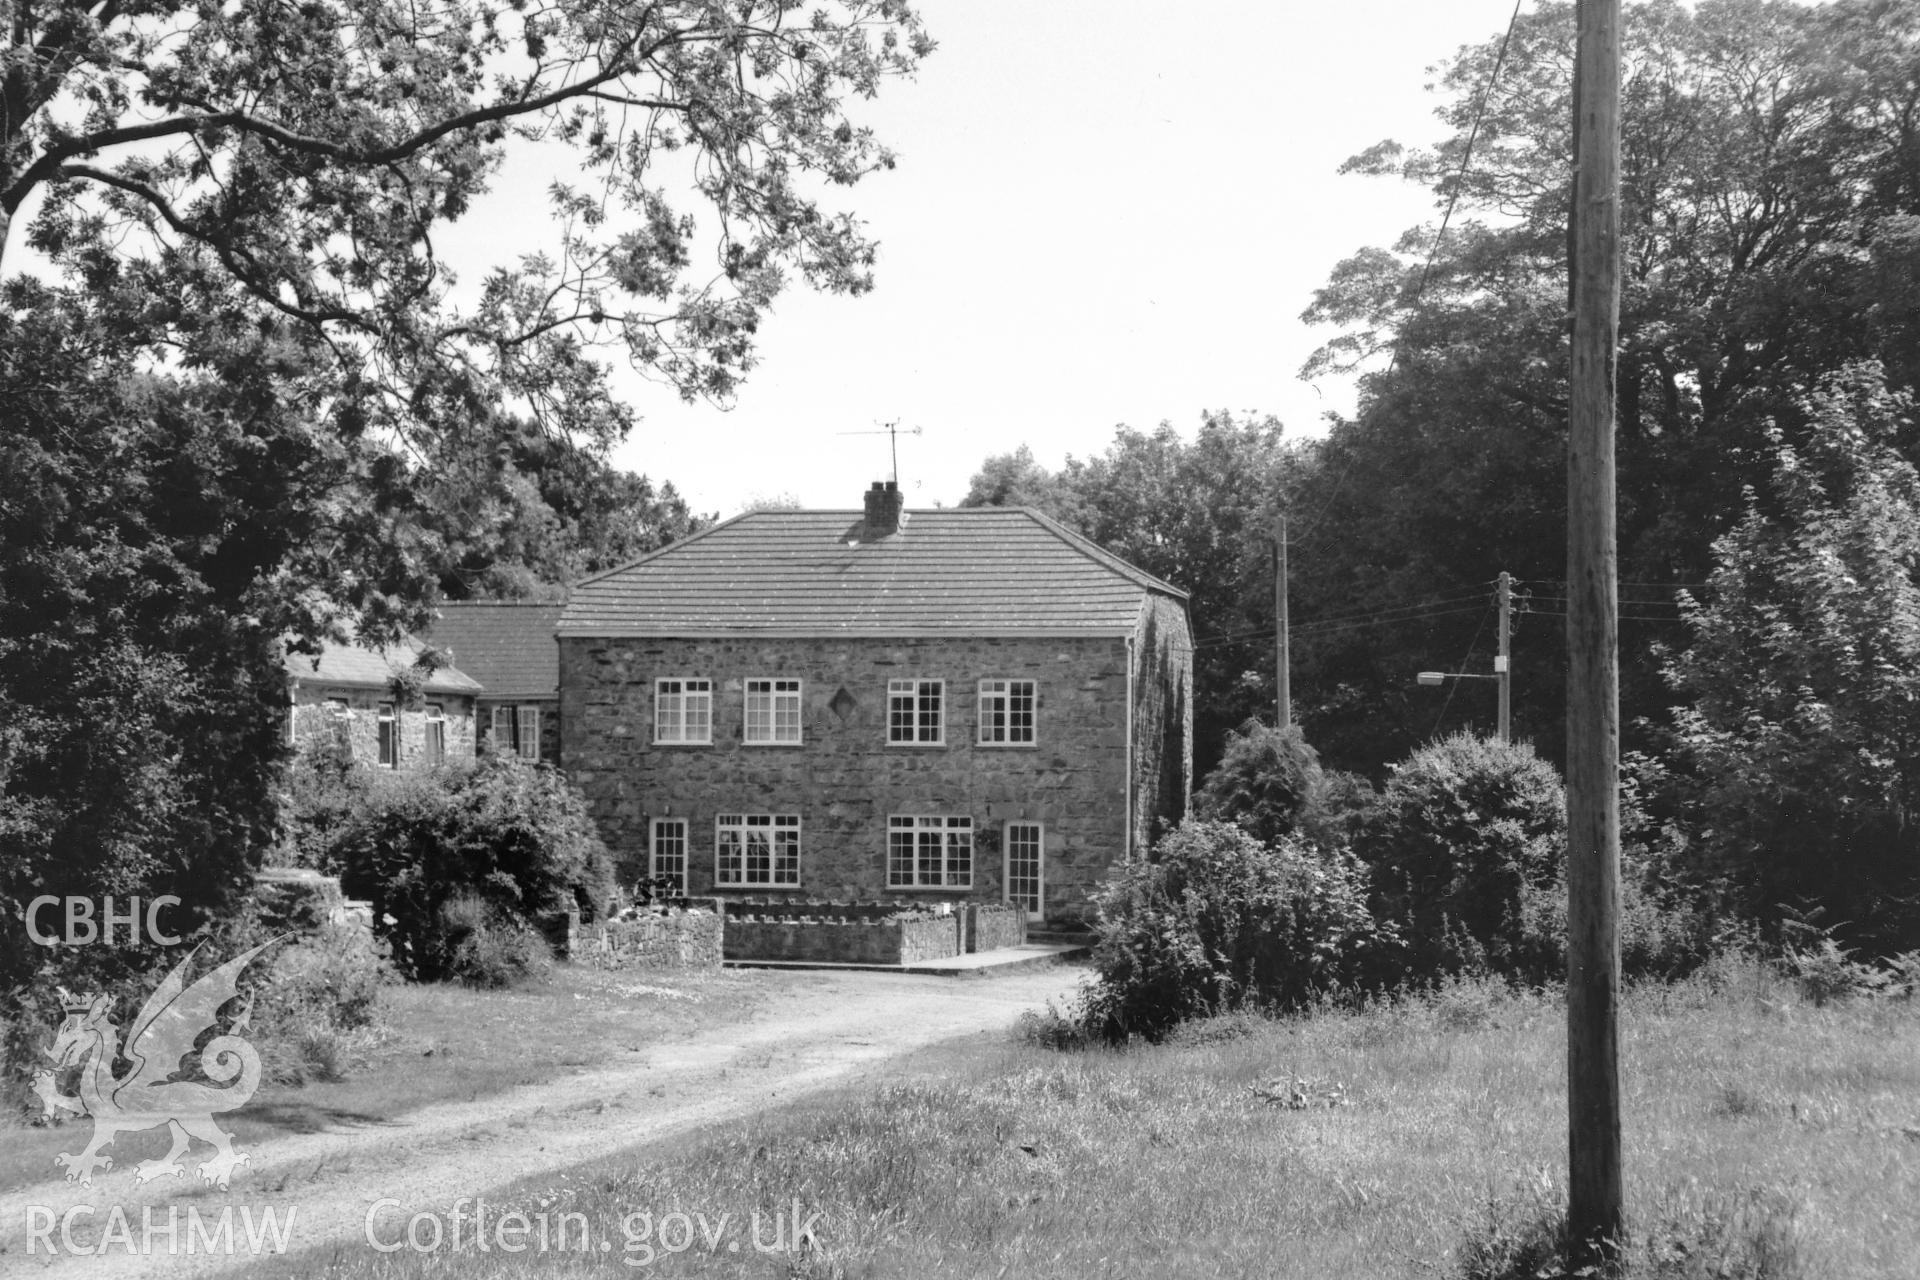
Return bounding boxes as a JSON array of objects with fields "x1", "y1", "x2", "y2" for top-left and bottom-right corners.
[
  {"x1": 557, "y1": 483, "x2": 1194, "y2": 926},
  {"x1": 285, "y1": 636, "x2": 482, "y2": 767},
  {"x1": 425, "y1": 602, "x2": 565, "y2": 764}
]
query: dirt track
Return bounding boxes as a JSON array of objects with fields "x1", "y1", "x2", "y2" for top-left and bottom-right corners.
[{"x1": 0, "y1": 964, "x2": 1084, "y2": 1277}]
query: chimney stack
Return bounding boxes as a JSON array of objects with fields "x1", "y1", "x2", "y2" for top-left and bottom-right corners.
[{"x1": 863, "y1": 480, "x2": 904, "y2": 536}]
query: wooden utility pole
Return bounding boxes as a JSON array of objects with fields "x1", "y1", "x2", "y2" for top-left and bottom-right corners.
[
  {"x1": 1496, "y1": 571, "x2": 1512, "y2": 745},
  {"x1": 1567, "y1": 0, "x2": 1624, "y2": 1264},
  {"x1": 1275, "y1": 515, "x2": 1291, "y2": 729}
]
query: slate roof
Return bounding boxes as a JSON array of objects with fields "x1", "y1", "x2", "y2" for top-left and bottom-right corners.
[
  {"x1": 425, "y1": 602, "x2": 565, "y2": 699},
  {"x1": 558, "y1": 508, "x2": 1187, "y2": 638},
  {"x1": 284, "y1": 635, "x2": 484, "y2": 695}
]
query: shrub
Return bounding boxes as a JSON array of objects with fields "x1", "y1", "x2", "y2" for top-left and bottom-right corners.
[
  {"x1": 1193, "y1": 720, "x2": 1326, "y2": 843},
  {"x1": 1356, "y1": 732, "x2": 1567, "y2": 985},
  {"x1": 247, "y1": 922, "x2": 393, "y2": 1084},
  {"x1": 333, "y1": 755, "x2": 612, "y2": 983},
  {"x1": 1082, "y1": 819, "x2": 1398, "y2": 1042},
  {"x1": 438, "y1": 892, "x2": 554, "y2": 989}
]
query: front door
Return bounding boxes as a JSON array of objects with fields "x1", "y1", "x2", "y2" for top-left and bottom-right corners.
[{"x1": 1004, "y1": 822, "x2": 1044, "y2": 922}]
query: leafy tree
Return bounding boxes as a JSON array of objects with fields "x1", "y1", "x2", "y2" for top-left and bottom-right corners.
[
  {"x1": 963, "y1": 412, "x2": 1304, "y2": 771},
  {"x1": 1291, "y1": 0, "x2": 1920, "y2": 774},
  {"x1": 0, "y1": 279, "x2": 439, "y2": 989},
  {"x1": 1660, "y1": 364, "x2": 1920, "y2": 951},
  {"x1": 425, "y1": 419, "x2": 708, "y2": 600},
  {"x1": 2, "y1": 1, "x2": 933, "y2": 436}
]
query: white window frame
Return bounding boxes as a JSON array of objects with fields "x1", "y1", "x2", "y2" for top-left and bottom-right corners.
[
  {"x1": 377, "y1": 702, "x2": 397, "y2": 768},
  {"x1": 744, "y1": 678, "x2": 803, "y2": 745},
  {"x1": 650, "y1": 817, "x2": 688, "y2": 894},
  {"x1": 977, "y1": 679, "x2": 1038, "y2": 746},
  {"x1": 490, "y1": 705, "x2": 511, "y2": 752},
  {"x1": 654, "y1": 678, "x2": 713, "y2": 744},
  {"x1": 887, "y1": 679, "x2": 945, "y2": 746},
  {"x1": 423, "y1": 703, "x2": 446, "y2": 764},
  {"x1": 888, "y1": 815, "x2": 974, "y2": 889},
  {"x1": 516, "y1": 705, "x2": 541, "y2": 760},
  {"x1": 715, "y1": 814, "x2": 802, "y2": 888}
]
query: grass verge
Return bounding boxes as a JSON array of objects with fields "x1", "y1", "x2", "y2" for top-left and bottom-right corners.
[{"x1": 247, "y1": 960, "x2": 1920, "y2": 1279}]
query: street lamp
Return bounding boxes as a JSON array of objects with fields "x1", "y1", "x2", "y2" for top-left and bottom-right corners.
[{"x1": 1413, "y1": 662, "x2": 1510, "y2": 742}]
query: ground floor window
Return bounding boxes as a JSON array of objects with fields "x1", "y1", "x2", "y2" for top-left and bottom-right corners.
[
  {"x1": 377, "y1": 703, "x2": 397, "y2": 767},
  {"x1": 516, "y1": 705, "x2": 541, "y2": 760},
  {"x1": 651, "y1": 817, "x2": 688, "y2": 893},
  {"x1": 715, "y1": 814, "x2": 801, "y2": 887},
  {"x1": 888, "y1": 815, "x2": 973, "y2": 888}
]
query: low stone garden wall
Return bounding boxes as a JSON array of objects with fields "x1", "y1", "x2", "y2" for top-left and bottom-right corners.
[
  {"x1": 563, "y1": 898, "x2": 723, "y2": 971},
  {"x1": 968, "y1": 902, "x2": 1028, "y2": 953},
  {"x1": 721, "y1": 900, "x2": 963, "y2": 965},
  {"x1": 714, "y1": 899, "x2": 1028, "y2": 965}
]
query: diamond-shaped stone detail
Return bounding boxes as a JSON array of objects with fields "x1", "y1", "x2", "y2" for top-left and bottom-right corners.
[{"x1": 828, "y1": 686, "x2": 858, "y2": 720}]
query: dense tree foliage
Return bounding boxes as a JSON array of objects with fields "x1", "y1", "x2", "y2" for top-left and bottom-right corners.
[
  {"x1": 0, "y1": 278, "x2": 433, "y2": 988},
  {"x1": 1659, "y1": 364, "x2": 1920, "y2": 951},
  {"x1": 1290, "y1": 0, "x2": 1920, "y2": 774},
  {"x1": 962, "y1": 412, "x2": 1303, "y2": 772}
]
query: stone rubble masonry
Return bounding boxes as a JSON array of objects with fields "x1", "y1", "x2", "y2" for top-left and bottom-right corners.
[
  {"x1": 563, "y1": 902, "x2": 724, "y2": 971},
  {"x1": 289, "y1": 684, "x2": 477, "y2": 769},
  {"x1": 560, "y1": 634, "x2": 1163, "y2": 926},
  {"x1": 968, "y1": 902, "x2": 1028, "y2": 953},
  {"x1": 722, "y1": 912, "x2": 962, "y2": 965}
]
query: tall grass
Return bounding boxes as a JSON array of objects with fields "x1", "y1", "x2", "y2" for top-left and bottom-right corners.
[{"x1": 259, "y1": 959, "x2": 1920, "y2": 1279}]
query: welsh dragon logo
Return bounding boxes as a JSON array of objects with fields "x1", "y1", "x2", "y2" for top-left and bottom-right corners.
[{"x1": 31, "y1": 940, "x2": 282, "y2": 1190}]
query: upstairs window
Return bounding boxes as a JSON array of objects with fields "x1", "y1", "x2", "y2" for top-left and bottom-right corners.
[
  {"x1": 888, "y1": 815, "x2": 973, "y2": 889},
  {"x1": 977, "y1": 679, "x2": 1037, "y2": 745},
  {"x1": 887, "y1": 679, "x2": 944, "y2": 745},
  {"x1": 715, "y1": 814, "x2": 801, "y2": 888},
  {"x1": 516, "y1": 706, "x2": 541, "y2": 760},
  {"x1": 744, "y1": 679, "x2": 802, "y2": 744},
  {"x1": 655, "y1": 679, "x2": 713, "y2": 744}
]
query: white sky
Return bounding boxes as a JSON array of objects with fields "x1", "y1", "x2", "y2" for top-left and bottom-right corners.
[{"x1": 559, "y1": 1, "x2": 1519, "y2": 516}]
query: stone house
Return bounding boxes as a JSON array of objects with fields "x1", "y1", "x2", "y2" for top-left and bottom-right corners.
[
  {"x1": 285, "y1": 636, "x2": 482, "y2": 767},
  {"x1": 424, "y1": 602, "x2": 565, "y2": 764},
  {"x1": 557, "y1": 482, "x2": 1194, "y2": 926}
]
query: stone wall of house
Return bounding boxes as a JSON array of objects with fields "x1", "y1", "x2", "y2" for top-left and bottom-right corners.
[
  {"x1": 289, "y1": 685, "x2": 477, "y2": 768},
  {"x1": 476, "y1": 697, "x2": 562, "y2": 765},
  {"x1": 1130, "y1": 592, "x2": 1195, "y2": 860},
  {"x1": 563, "y1": 905, "x2": 722, "y2": 971},
  {"x1": 560, "y1": 635, "x2": 1133, "y2": 924}
]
